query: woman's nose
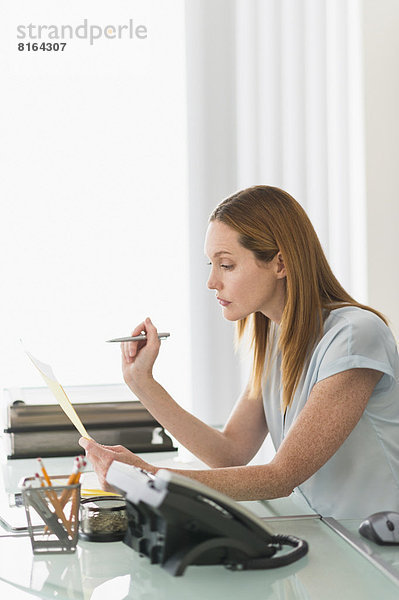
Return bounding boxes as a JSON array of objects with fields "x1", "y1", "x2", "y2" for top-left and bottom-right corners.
[{"x1": 207, "y1": 271, "x2": 220, "y2": 291}]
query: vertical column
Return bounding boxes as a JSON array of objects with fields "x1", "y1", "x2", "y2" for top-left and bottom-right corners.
[
  {"x1": 185, "y1": 0, "x2": 241, "y2": 424},
  {"x1": 325, "y1": 0, "x2": 351, "y2": 290},
  {"x1": 303, "y1": 0, "x2": 329, "y2": 249},
  {"x1": 235, "y1": 0, "x2": 259, "y2": 187},
  {"x1": 280, "y1": 0, "x2": 307, "y2": 203},
  {"x1": 347, "y1": 0, "x2": 368, "y2": 302},
  {"x1": 362, "y1": 0, "x2": 399, "y2": 334},
  {"x1": 257, "y1": 0, "x2": 283, "y2": 187}
]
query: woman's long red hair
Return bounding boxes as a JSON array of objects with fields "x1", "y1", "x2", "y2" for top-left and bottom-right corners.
[{"x1": 210, "y1": 185, "x2": 387, "y2": 410}]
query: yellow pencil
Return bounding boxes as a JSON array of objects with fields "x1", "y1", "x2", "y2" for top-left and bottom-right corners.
[
  {"x1": 81, "y1": 488, "x2": 122, "y2": 497},
  {"x1": 59, "y1": 456, "x2": 85, "y2": 509},
  {"x1": 37, "y1": 458, "x2": 52, "y2": 486},
  {"x1": 37, "y1": 458, "x2": 74, "y2": 537}
]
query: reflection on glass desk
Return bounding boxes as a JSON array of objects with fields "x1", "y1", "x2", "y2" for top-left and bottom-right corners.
[
  {"x1": 1, "y1": 517, "x2": 399, "y2": 600},
  {"x1": 323, "y1": 518, "x2": 399, "y2": 587},
  {"x1": 0, "y1": 453, "x2": 399, "y2": 599}
]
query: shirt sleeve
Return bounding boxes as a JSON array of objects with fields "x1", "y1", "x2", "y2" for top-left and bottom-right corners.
[{"x1": 315, "y1": 309, "x2": 398, "y2": 393}]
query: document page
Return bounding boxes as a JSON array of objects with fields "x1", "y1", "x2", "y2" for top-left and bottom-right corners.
[{"x1": 24, "y1": 348, "x2": 92, "y2": 440}]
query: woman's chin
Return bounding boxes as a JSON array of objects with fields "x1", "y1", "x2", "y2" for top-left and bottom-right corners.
[{"x1": 221, "y1": 307, "x2": 249, "y2": 322}]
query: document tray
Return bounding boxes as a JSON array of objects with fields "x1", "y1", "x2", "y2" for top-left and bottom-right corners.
[{"x1": 4, "y1": 401, "x2": 175, "y2": 459}]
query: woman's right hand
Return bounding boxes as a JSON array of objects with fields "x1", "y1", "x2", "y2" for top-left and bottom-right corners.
[{"x1": 121, "y1": 317, "x2": 161, "y2": 388}]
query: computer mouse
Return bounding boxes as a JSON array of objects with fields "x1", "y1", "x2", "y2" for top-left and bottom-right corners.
[{"x1": 359, "y1": 511, "x2": 399, "y2": 545}]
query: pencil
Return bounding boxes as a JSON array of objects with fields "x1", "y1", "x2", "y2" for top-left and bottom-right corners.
[
  {"x1": 81, "y1": 489, "x2": 122, "y2": 497},
  {"x1": 42, "y1": 455, "x2": 85, "y2": 535},
  {"x1": 30, "y1": 475, "x2": 68, "y2": 541},
  {"x1": 37, "y1": 458, "x2": 52, "y2": 486},
  {"x1": 58, "y1": 456, "x2": 83, "y2": 508},
  {"x1": 37, "y1": 458, "x2": 74, "y2": 537}
]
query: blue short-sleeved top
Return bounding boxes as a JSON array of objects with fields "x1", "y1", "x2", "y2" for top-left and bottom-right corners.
[{"x1": 262, "y1": 306, "x2": 399, "y2": 518}]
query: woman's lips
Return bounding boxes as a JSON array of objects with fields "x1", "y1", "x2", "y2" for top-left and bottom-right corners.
[{"x1": 217, "y1": 298, "x2": 231, "y2": 307}]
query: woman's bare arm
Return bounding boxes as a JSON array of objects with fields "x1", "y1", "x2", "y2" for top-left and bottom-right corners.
[
  {"x1": 166, "y1": 368, "x2": 382, "y2": 499},
  {"x1": 121, "y1": 317, "x2": 267, "y2": 468},
  {"x1": 130, "y1": 377, "x2": 268, "y2": 468}
]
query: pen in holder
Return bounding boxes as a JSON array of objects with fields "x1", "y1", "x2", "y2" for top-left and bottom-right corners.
[{"x1": 21, "y1": 475, "x2": 81, "y2": 554}]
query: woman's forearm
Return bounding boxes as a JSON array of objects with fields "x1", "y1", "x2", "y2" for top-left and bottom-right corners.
[
  {"x1": 80, "y1": 437, "x2": 291, "y2": 501},
  {"x1": 126, "y1": 375, "x2": 241, "y2": 468},
  {"x1": 152, "y1": 462, "x2": 292, "y2": 501}
]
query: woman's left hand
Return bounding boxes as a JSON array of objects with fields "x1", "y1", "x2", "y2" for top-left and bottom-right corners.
[{"x1": 78, "y1": 437, "x2": 152, "y2": 491}]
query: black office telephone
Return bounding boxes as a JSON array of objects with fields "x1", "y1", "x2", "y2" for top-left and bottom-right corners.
[{"x1": 106, "y1": 462, "x2": 308, "y2": 576}]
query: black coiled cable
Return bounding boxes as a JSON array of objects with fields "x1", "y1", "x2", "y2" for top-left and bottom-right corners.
[{"x1": 225, "y1": 534, "x2": 309, "y2": 571}]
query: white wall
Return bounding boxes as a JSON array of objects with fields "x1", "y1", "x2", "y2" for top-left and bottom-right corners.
[
  {"x1": 0, "y1": 2, "x2": 191, "y2": 409},
  {"x1": 362, "y1": 0, "x2": 399, "y2": 339}
]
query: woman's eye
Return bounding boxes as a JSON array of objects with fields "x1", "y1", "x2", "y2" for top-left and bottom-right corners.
[{"x1": 206, "y1": 261, "x2": 233, "y2": 270}]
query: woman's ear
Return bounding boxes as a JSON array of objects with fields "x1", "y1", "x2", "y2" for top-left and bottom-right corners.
[{"x1": 275, "y1": 252, "x2": 287, "y2": 278}]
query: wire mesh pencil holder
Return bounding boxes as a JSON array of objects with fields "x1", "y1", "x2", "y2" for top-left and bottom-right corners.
[{"x1": 21, "y1": 475, "x2": 81, "y2": 554}]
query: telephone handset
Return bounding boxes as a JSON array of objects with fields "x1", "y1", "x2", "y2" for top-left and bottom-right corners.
[{"x1": 106, "y1": 462, "x2": 308, "y2": 576}]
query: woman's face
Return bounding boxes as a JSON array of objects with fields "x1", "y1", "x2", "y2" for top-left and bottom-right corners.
[{"x1": 204, "y1": 221, "x2": 287, "y2": 323}]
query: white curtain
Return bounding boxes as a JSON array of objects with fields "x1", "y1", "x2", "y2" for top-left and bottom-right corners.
[{"x1": 185, "y1": 0, "x2": 367, "y2": 425}]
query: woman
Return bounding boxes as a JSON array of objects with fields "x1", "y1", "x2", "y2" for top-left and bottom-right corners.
[{"x1": 80, "y1": 185, "x2": 399, "y2": 518}]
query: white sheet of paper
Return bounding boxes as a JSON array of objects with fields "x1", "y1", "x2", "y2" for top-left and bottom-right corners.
[{"x1": 24, "y1": 348, "x2": 92, "y2": 440}]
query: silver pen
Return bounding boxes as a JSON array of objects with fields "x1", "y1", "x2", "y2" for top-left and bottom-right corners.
[{"x1": 106, "y1": 333, "x2": 170, "y2": 343}]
